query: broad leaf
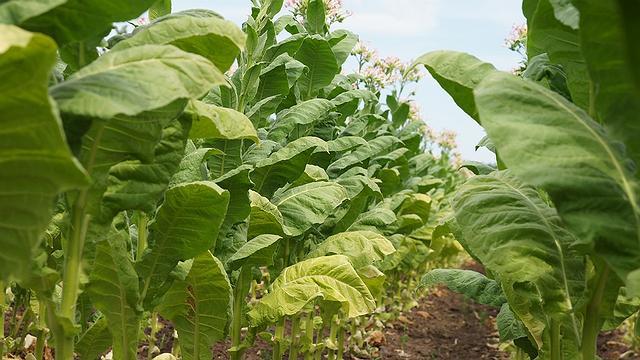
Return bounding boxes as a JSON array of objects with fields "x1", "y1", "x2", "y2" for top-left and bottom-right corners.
[
  {"x1": 159, "y1": 252, "x2": 232, "y2": 360},
  {"x1": 137, "y1": 181, "x2": 229, "y2": 308},
  {"x1": 452, "y1": 170, "x2": 584, "y2": 348},
  {"x1": 0, "y1": 0, "x2": 156, "y2": 45},
  {"x1": 412, "y1": 51, "x2": 496, "y2": 122},
  {"x1": 247, "y1": 191, "x2": 287, "y2": 238},
  {"x1": 268, "y1": 99, "x2": 335, "y2": 143},
  {"x1": 295, "y1": 35, "x2": 340, "y2": 98},
  {"x1": 475, "y1": 72, "x2": 640, "y2": 295},
  {"x1": 112, "y1": 9, "x2": 245, "y2": 72},
  {"x1": 227, "y1": 234, "x2": 282, "y2": 270},
  {"x1": 51, "y1": 44, "x2": 224, "y2": 120},
  {"x1": 248, "y1": 255, "x2": 375, "y2": 325},
  {"x1": 0, "y1": 25, "x2": 87, "y2": 281},
  {"x1": 87, "y1": 231, "x2": 141, "y2": 360},
  {"x1": 273, "y1": 181, "x2": 349, "y2": 237},
  {"x1": 307, "y1": 231, "x2": 395, "y2": 268},
  {"x1": 186, "y1": 100, "x2": 258, "y2": 143},
  {"x1": 420, "y1": 269, "x2": 506, "y2": 307}
]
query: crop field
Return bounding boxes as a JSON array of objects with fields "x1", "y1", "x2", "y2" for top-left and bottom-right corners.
[{"x1": 0, "y1": 0, "x2": 639, "y2": 359}]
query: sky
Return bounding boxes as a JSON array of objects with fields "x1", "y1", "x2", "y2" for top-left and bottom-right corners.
[{"x1": 175, "y1": 0, "x2": 526, "y2": 163}]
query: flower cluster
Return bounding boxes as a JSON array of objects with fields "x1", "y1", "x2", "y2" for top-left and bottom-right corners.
[
  {"x1": 408, "y1": 101, "x2": 422, "y2": 121},
  {"x1": 505, "y1": 24, "x2": 527, "y2": 55},
  {"x1": 285, "y1": 0, "x2": 351, "y2": 25},
  {"x1": 436, "y1": 130, "x2": 458, "y2": 150},
  {"x1": 352, "y1": 41, "x2": 377, "y2": 63}
]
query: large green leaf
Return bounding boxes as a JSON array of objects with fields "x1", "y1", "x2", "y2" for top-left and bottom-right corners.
[
  {"x1": 101, "y1": 117, "x2": 190, "y2": 219},
  {"x1": 420, "y1": 269, "x2": 506, "y2": 307},
  {"x1": 327, "y1": 136, "x2": 401, "y2": 176},
  {"x1": 169, "y1": 143, "x2": 221, "y2": 186},
  {"x1": 307, "y1": 231, "x2": 395, "y2": 268},
  {"x1": 159, "y1": 252, "x2": 232, "y2": 360},
  {"x1": 295, "y1": 35, "x2": 340, "y2": 98},
  {"x1": 255, "y1": 53, "x2": 306, "y2": 101},
  {"x1": 50, "y1": 44, "x2": 224, "y2": 120},
  {"x1": 87, "y1": 231, "x2": 141, "y2": 360},
  {"x1": 76, "y1": 316, "x2": 111, "y2": 360},
  {"x1": 525, "y1": 0, "x2": 590, "y2": 108},
  {"x1": 0, "y1": 0, "x2": 156, "y2": 45},
  {"x1": 186, "y1": 100, "x2": 258, "y2": 143},
  {"x1": 227, "y1": 234, "x2": 282, "y2": 270},
  {"x1": 248, "y1": 255, "x2": 376, "y2": 325},
  {"x1": 0, "y1": 25, "x2": 87, "y2": 281},
  {"x1": 112, "y1": 9, "x2": 245, "y2": 72},
  {"x1": 571, "y1": 0, "x2": 640, "y2": 172},
  {"x1": 137, "y1": 182, "x2": 229, "y2": 308},
  {"x1": 268, "y1": 99, "x2": 335, "y2": 143},
  {"x1": 251, "y1": 136, "x2": 327, "y2": 197},
  {"x1": 273, "y1": 181, "x2": 349, "y2": 237},
  {"x1": 452, "y1": 170, "x2": 584, "y2": 349},
  {"x1": 475, "y1": 72, "x2": 640, "y2": 295},
  {"x1": 412, "y1": 51, "x2": 496, "y2": 122},
  {"x1": 328, "y1": 29, "x2": 358, "y2": 67},
  {"x1": 247, "y1": 191, "x2": 287, "y2": 238}
]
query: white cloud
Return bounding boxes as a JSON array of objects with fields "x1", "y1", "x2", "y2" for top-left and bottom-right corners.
[{"x1": 341, "y1": 0, "x2": 441, "y2": 37}]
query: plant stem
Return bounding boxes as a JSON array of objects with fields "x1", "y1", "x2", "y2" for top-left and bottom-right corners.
[
  {"x1": 336, "y1": 317, "x2": 345, "y2": 360},
  {"x1": 35, "y1": 300, "x2": 47, "y2": 360},
  {"x1": 289, "y1": 315, "x2": 301, "y2": 360},
  {"x1": 0, "y1": 281, "x2": 5, "y2": 360},
  {"x1": 273, "y1": 317, "x2": 286, "y2": 360},
  {"x1": 581, "y1": 265, "x2": 610, "y2": 359},
  {"x1": 550, "y1": 318, "x2": 561, "y2": 360},
  {"x1": 327, "y1": 315, "x2": 338, "y2": 360},
  {"x1": 148, "y1": 312, "x2": 159, "y2": 360},
  {"x1": 137, "y1": 212, "x2": 149, "y2": 260},
  {"x1": 59, "y1": 190, "x2": 91, "y2": 359},
  {"x1": 304, "y1": 312, "x2": 315, "y2": 360},
  {"x1": 231, "y1": 266, "x2": 250, "y2": 360}
]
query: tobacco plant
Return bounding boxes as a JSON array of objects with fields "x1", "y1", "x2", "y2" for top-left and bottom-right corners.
[
  {"x1": 417, "y1": 0, "x2": 640, "y2": 359},
  {"x1": 0, "y1": 0, "x2": 460, "y2": 359}
]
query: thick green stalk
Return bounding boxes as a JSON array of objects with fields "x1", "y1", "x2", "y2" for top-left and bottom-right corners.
[
  {"x1": 0, "y1": 281, "x2": 5, "y2": 360},
  {"x1": 336, "y1": 318, "x2": 345, "y2": 360},
  {"x1": 327, "y1": 315, "x2": 338, "y2": 360},
  {"x1": 304, "y1": 312, "x2": 315, "y2": 360},
  {"x1": 581, "y1": 266, "x2": 610, "y2": 359},
  {"x1": 35, "y1": 300, "x2": 47, "y2": 360},
  {"x1": 148, "y1": 312, "x2": 159, "y2": 360},
  {"x1": 58, "y1": 190, "x2": 90, "y2": 359},
  {"x1": 231, "y1": 266, "x2": 251, "y2": 360},
  {"x1": 272, "y1": 317, "x2": 286, "y2": 360},
  {"x1": 289, "y1": 315, "x2": 301, "y2": 360},
  {"x1": 550, "y1": 319, "x2": 561, "y2": 360}
]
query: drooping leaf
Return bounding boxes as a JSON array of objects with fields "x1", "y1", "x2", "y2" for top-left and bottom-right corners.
[
  {"x1": 0, "y1": 25, "x2": 87, "y2": 281},
  {"x1": 186, "y1": 100, "x2": 258, "y2": 143},
  {"x1": 159, "y1": 252, "x2": 232, "y2": 360},
  {"x1": 571, "y1": 0, "x2": 640, "y2": 172},
  {"x1": 0, "y1": 0, "x2": 156, "y2": 46},
  {"x1": 247, "y1": 191, "x2": 287, "y2": 238},
  {"x1": 420, "y1": 269, "x2": 506, "y2": 307},
  {"x1": 305, "y1": 0, "x2": 325, "y2": 34},
  {"x1": 112, "y1": 9, "x2": 245, "y2": 72},
  {"x1": 87, "y1": 231, "x2": 141, "y2": 360},
  {"x1": 525, "y1": 0, "x2": 590, "y2": 108},
  {"x1": 76, "y1": 316, "x2": 112, "y2": 360},
  {"x1": 227, "y1": 234, "x2": 282, "y2": 270},
  {"x1": 51, "y1": 44, "x2": 224, "y2": 120},
  {"x1": 295, "y1": 35, "x2": 340, "y2": 98},
  {"x1": 137, "y1": 182, "x2": 229, "y2": 308},
  {"x1": 101, "y1": 117, "x2": 191, "y2": 219},
  {"x1": 169, "y1": 144, "x2": 221, "y2": 186},
  {"x1": 496, "y1": 303, "x2": 530, "y2": 342},
  {"x1": 475, "y1": 72, "x2": 640, "y2": 295},
  {"x1": 248, "y1": 255, "x2": 376, "y2": 325},
  {"x1": 268, "y1": 99, "x2": 335, "y2": 143},
  {"x1": 328, "y1": 29, "x2": 358, "y2": 67},
  {"x1": 307, "y1": 231, "x2": 395, "y2": 268},
  {"x1": 327, "y1": 136, "x2": 401, "y2": 176},
  {"x1": 452, "y1": 170, "x2": 584, "y2": 348},
  {"x1": 251, "y1": 136, "x2": 327, "y2": 197},
  {"x1": 412, "y1": 51, "x2": 496, "y2": 122},
  {"x1": 273, "y1": 181, "x2": 349, "y2": 237}
]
